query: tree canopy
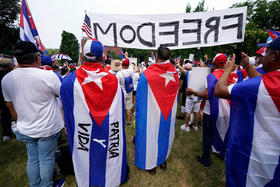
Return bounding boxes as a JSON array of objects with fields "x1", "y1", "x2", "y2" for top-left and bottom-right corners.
[
  {"x1": 0, "y1": 0, "x2": 20, "y2": 55},
  {"x1": 59, "y1": 31, "x2": 80, "y2": 63}
]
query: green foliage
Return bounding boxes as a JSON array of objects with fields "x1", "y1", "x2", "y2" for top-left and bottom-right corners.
[
  {"x1": 59, "y1": 30, "x2": 80, "y2": 64},
  {"x1": 193, "y1": 0, "x2": 207, "y2": 12},
  {"x1": 47, "y1": 48, "x2": 59, "y2": 56},
  {"x1": 185, "y1": 3, "x2": 192, "y2": 13},
  {"x1": 0, "y1": 0, "x2": 20, "y2": 55}
]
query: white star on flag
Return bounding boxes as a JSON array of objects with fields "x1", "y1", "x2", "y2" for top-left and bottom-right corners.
[
  {"x1": 159, "y1": 71, "x2": 176, "y2": 87},
  {"x1": 82, "y1": 68, "x2": 108, "y2": 90}
]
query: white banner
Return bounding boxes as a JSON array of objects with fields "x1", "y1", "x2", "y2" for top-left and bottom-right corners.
[
  {"x1": 89, "y1": 7, "x2": 247, "y2": 50},
  {"x1": 188, "y1": 67, "x2": 211, "y2": 92}
]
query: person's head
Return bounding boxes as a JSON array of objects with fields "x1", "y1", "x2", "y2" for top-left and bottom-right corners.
[
  {"x1": 122, "y1": 58, "x2": 129, "y2": 69},
  {"x1": 0, "y1": 57, "x2": 15, "y2": 70},
  {"x1": 111, "y1": 59, "x2": 122, "y2": 72},
  {"x1": 15, "y1": 41, "x2": 42, "y2": 65},
  {"x1": 52, "y1": 64, "x2": 59, "y2": 72},
  {"x1": 212, "y1": 53, "x2": 227, "y2": 69},
  {"x1": 257, "y1": 37, "x2": 280, "y2": 72},
  {"x1": 83, "y1": 40, "x2": 104, "y2": 63},
  {"x1": 184, "y1": 63, "x2": 192, "y2": 70},
  {"x1": 156, "y1": 47, "x2": 170, "y2": 62}
]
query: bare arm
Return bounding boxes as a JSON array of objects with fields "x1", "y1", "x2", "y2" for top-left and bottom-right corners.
[
  {"x1": 241, "y1": 52, "x2": 261, "y2": 78},
  {"x1": 215, "y1": 55, "x2": 236, "y2": 99},
  {"x1": 186, "y1": 88, "x2": 208, "y2": 99},
  {"x1": 6, "y1": 102, "x2": 17, "y2": 120},
  {"x1": 175, "y1": 59, "x2": 187, "y2": 75}
]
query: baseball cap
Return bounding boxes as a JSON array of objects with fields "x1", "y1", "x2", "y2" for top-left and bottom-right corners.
[
  {"x1": 122, "y1": 58, "x2": 129, "y2": 66},
  {"x1": 257, "y1": 37, "x2": 280, "y2": 51},
  {"x1": 213, "y1": 53, "x2": 227, "y2": 66},
  {"x1": 15, "y1": 41, "x2": 42, "y2": 57},
  {"x1": 83, "y1": 40, "x2": 104, "y2": 60}
]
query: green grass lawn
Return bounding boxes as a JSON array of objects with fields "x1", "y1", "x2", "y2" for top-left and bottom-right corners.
[{"x1": 0, "y1": 112, "x2": 226, "y2": 187}]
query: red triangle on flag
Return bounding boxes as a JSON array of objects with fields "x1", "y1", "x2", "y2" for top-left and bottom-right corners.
[{"x1": 144, "y1": 63, "x2": 179, "y2": 121}]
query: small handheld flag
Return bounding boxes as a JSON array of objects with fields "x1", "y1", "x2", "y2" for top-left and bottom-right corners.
[
  {"x1": 119, "y1": 48, "x2": 125, "y2": 58},
  {"x1": 151, "y1": 52, "x2": 155, "y2": 61}
]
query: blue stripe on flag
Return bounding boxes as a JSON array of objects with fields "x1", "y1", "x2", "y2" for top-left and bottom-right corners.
[
  {"x1": 186, "y1": 70, "x2": 189, "y2": 88},
  {"x1": 135, "y1": 73, "x2": 148, "y2": 169},
  {"x1": 236, "y1": 70, "x2": 244, "y2": 83},
  {"x1": 120, "y1": 90, "x2": 128, "y2": 183},
  {"x1": 157, "y1": 111, "x2": 171, "y2": 165},
  {"x1": 226, "y1": 76, "x2": 261, "y2": 186},
  {"x1": 89, "y1": 113, "x2": 109, "y2": 186},
  {"x1": 60, "y1": 72, "x2": 76, "y2": 154},
  {"x1": 207, "y1": 74, "x2": 224, "y2": 153},
  {"x1": 265, "y1": 156, "x2": 280, "y2": 186},
  {"x1": 24, "y1": 33, "x2": 31, "y2": 42}
]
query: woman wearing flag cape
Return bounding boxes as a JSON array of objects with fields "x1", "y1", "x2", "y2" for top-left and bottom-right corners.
[{"x1": 135, "y1": 47, "x2": 179, "y2": 175}]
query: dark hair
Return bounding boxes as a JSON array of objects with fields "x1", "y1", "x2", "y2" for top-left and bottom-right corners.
[
  {"x1": 60, "y1": 67, "x2": 69, "y2": 76},
  {"x1": 16, "y1": 52, "x2": 40, "y2": 65},
  {"x1": 0, "y1": 58, "x2": 15, "y2": 69},
  {"x1": 157, "y1": 47, "x2": 170, "y2": 61},
  {"x1": 52, "y1": 64, "x2": 59, "y2": 70}
]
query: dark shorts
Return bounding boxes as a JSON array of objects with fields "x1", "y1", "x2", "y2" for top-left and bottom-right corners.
[{"x1": 133, "y1": 90, "x2": 136, "y2": 96}]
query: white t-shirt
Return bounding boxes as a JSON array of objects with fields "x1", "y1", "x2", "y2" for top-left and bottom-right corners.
[
  {"x1": 116, "y1": 66, "x2": 134, "y2": 96},
  {"x1": 133, "y1": 72, "x2": 140, "y2": 91},
  {"x1": 2, "y1": 67, "x2": 64, "y2": 138}
]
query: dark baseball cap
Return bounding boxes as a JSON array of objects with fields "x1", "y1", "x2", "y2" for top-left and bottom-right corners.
[
  {"x1": 15, "y1": 41, "x2": 42, "y2": 57},
  {"x1": 257, "y1": 37, "x2": 280, "y2": 51}
]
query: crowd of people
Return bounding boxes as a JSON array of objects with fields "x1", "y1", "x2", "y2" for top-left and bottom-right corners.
[{"x1": 0, "y1": 37, "x2": 279, "y2": 186}]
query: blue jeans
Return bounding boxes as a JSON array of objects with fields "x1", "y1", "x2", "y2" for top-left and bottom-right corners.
[{"x1": 15, "y1": 131, "x2": 60, "y2": 187}]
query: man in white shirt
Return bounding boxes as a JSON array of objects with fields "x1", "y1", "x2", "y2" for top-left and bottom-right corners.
[
  {"x1": 116, "y1": 58, "x2": 134, "y2": 126},
  {"x1": 1, "y1": 41, "x2": 64, "y2": 187}
]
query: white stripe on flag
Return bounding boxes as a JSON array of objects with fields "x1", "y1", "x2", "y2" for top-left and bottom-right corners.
[
  {"x1": 82, "y1": 24, "x2": 92, "y2": 32},
  {"x1": 246, "y1": 81, "x2": 280, "y2": 186},
  {"x1": 166, "y1": 95, "x2": 177, "y2": 159},
  {"x1": 106, "y1": 83, "x2": 123, "y2": 186},
  {"x1": 73, "y1": 79, "x2": 91, "y2": 187},
  {"x1": 216, "y1": 98, "x2": 230, "y2": 141},
  {"x1": 20, "y1": 27, "x2": 25, "y2": 41},
  {"x1": 145, "y1": 85, "x2": 161, "y2": 169},
  {"x1": 23, "y1": 16, "x2": 36, "y2": 44}
]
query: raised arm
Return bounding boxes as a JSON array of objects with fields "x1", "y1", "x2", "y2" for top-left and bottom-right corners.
[
  {"x1": 241, "y1": 52, "x2": 262, "y2": 78},
  {"x1": 175, "y1": 59, "x2": 187, "y2": 75}
]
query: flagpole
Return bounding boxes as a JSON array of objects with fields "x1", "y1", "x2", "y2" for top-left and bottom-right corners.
[{"x1": 79, "y1": 10, "x2": 86, "y2": 66}]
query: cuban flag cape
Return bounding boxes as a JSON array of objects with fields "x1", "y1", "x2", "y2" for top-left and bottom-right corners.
[
  {"x1": 60, "y1": 62, "x2": 128, "y2": 187},
  {"x1": 226, "y1": 70, "x2": 280, "y2": 186},
  {"x1": 207, "y1": 69, "x2": 236, "y2": 156},
  {"x1": 135, "y1": 61, "x2": 179, "y2": 170}
]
